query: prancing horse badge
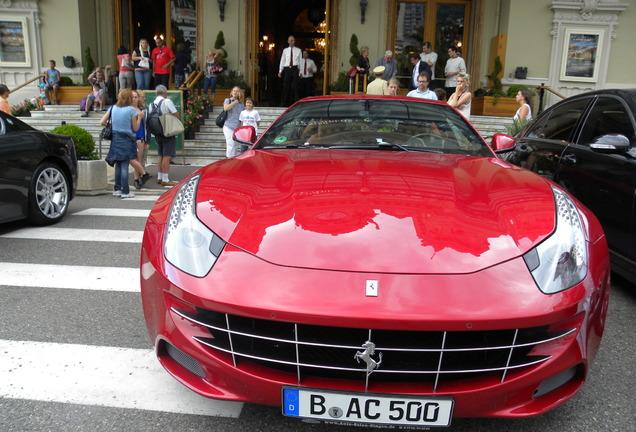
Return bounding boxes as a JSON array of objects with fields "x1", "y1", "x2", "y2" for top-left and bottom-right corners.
[{"x1": 366, "y1": 280, "x2": 378, "y2": 297}]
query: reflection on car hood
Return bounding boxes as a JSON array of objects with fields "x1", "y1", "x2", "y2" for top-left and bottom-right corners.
[{"x1": 195, "y1": 149, "x2": 556, "y2": 274}]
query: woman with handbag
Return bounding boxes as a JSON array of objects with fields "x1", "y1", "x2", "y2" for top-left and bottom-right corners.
[
  {"x1": 222, "y1": 86, "x2": 245, "y2": 158},
  {"x1": 117, "y1": 45, "x2": 135, "y2": 90},
  {"x1": 132, "y1": 39, "x2": 152, "y2": 90},
  {"x1": 101, "y1": 88, "x2": 144, "y2": 199},
  {"x1": 131, "y1": 90, "x2": 152, "y2": 189}
]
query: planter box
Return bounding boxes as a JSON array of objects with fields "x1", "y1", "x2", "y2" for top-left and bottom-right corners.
[
  {"x1": 472, "y1": 96, "x2": 519, "y2": 117},
  {"x1": 77, "y1": 159, "x2": 108, "y2": 195},
  {"x1": 58, "y1": 86, "x2": 92, "y2": 105}
]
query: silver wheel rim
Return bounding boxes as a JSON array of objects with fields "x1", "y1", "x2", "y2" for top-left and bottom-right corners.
[{"x1": 35, "y1": 167, "x2": 68, "y2": 219}]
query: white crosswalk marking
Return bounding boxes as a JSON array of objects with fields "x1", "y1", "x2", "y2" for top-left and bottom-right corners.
[
  {"x1": 0, "y1": 198, "x2": 246, "y2": 422},
  {"x1": 0, "y1": 227, "x2": 143, "y2": 243},
  {"x1": 74, "y1": 208, "x2": 152, "y2": 217},
  {"x1": 0, "y1": 339, "x2": 242, "y2": 417},
  {"x1": 0, "y1": 263, "x2": 139, "y2": 291}
]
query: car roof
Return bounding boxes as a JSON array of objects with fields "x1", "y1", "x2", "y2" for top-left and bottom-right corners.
[{"x1": 568, "y1": 88, "x2": 636, "y2": 111}]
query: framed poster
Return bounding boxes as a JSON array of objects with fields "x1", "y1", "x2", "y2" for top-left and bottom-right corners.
[
  {"x1": 560, "y1": 29, "x2": 603, "y2": 82},
  {"x1": 0, "y1": 17, "x2": 30, "y2": 67}
]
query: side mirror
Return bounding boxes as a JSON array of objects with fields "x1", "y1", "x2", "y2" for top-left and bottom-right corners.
[
  {"x1": 589, "y1": 134, "x2": 631, "y2": 152},
  {"x1": 233, "y1": 126, "x2": 257, "y2": 146},
  {"x1": 491, "y1": 133, "x2": 516, "y2": 152}
]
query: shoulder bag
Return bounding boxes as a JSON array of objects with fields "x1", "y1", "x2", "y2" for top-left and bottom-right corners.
[
  {"x1": 100, "y1": 106, "x2": 113, "y2": 140},
  {"x1": 160, "y1": 113, "x2": 185, "y2": 137},
  {"x1": 215, "y1": 109, "x2": 228, "y2": 128}
]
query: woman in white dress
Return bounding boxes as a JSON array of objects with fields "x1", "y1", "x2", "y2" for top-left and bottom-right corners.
[
  {"x1": 447, "y1": 72, "x2": 472, "y2": 120},
  {"x1": 513, "y1": 89, "x2": 533, "y2": 122}
]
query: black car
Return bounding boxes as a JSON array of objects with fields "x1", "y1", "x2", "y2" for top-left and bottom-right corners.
[
  {"x1": 492, "y1": 89, "x2": 636, "y2": 283},
  {"x1": 0, "y1": 111, "x2": 77, "y2": 225}
]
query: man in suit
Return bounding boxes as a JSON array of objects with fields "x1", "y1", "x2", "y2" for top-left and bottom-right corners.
[
  {"x1": 278, "y1": 35, "x2": 302, "y2": 106},
  {"x1": 298, "y1": 50, "x2": 318, "y2": 99},
  {"x1": 410, "y1": 53, "x2": 432, "y2": 90}
]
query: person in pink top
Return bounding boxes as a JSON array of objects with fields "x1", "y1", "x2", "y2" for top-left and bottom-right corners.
[{"x1": 151, "y1": 37, "x2": 175, "y2": 89}]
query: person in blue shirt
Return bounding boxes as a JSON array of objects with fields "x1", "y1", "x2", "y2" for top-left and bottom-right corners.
[{"x1": 100, "y1": 88, "x2": 144, "y2": 198}]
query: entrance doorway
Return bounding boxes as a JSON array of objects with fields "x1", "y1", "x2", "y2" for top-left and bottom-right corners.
[{"x1": 257, "y1": 0, "x2": 326, "y2": 106}]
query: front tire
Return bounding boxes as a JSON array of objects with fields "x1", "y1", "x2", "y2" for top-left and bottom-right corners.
[{"x1": 27, "y1": 162, "x2": 70, "y2": 225}]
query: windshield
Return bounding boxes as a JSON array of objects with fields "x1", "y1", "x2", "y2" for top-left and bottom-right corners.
[{"x1": 256, "y1": 98, "x2": 491, "y2": 156}]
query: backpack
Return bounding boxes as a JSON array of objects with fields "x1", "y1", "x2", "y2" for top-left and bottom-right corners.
[{"x1": 147, "y1": 99, "x2": 165, "y2": 137}]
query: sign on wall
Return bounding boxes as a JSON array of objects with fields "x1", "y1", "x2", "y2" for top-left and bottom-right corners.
[
  {"x1": 560, "y1": 28, "x2": 604, "y2": 83},
  {"x1": 0, "y1": 17, "x2": 30, "y2": 67}
]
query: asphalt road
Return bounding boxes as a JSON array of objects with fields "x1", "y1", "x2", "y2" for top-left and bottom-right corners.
[{"x1": 0, "y1": 179, "x2": 634, "y2": 432}]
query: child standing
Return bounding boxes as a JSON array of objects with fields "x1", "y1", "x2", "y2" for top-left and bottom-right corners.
[
  {"x1": 238, "y1": 97, "x2": 261, "y2": 153},
  {"x1": 92, "y1": 83, "x2": 104, "y2": 111}
]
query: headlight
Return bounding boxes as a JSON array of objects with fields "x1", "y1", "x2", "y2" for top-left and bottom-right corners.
[
  {"x1": 164, "y1": 174, "x2": 225, "y2": 277},
  {"x1": 523, "y1": 187, "x2": 588, "y2": 294}
]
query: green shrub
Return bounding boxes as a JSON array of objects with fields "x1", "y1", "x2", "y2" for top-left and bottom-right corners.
[
  {"x1": 59, "y1": 76, "x2": 75, "y2": 86},
  {"x1": 51, "y1": 124, "x2": 97, "y2": 159},
  {"x1": 349, "y1": 34, "x2": 360, "y2": 66},
  {"x1": 506, "y1": 84, "x2": 535, "y2": 98},
  {"x1": 217, "y1": 69, "x2": 247, "y2": 89},
  {"x1": 330, "y1": 71, "x2": 350, "y2": 92},
  {"x1": 214, "y1": 31, "x2": 228, "y2": 70},
  {"x1": 83, "y1": 47, "x2": 95, "y2": 83}
]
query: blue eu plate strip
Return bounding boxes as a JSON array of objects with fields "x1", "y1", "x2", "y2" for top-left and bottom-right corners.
[{"x1": 283, "y1": 388, "x2": 300, "y2": 416}]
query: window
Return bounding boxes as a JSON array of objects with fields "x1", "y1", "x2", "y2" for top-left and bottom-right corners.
[
  {"x1": 578, "y1": 97, "x2": 635, "y2": 145},
  {"x1": 390, "y1": 1, "x2": 471, "y2": 84},
  {"x1": 538, "y1": 98, "x2": 592, "y2": 142}
]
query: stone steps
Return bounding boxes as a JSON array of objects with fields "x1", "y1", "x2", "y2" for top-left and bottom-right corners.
[{"x1": 20, "y1": 104, "x2": 513, "y2": 165}]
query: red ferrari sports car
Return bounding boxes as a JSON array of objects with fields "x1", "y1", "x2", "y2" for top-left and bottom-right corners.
[{"x1": 140, "y1": 96, "x2": 610, "y2": 428}]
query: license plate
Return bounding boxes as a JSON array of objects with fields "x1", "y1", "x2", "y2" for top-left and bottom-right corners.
[{"x1": 282, "y1": 386, "x2": 454, "y2": 428}]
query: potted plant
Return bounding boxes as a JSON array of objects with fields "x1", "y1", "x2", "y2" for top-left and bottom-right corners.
[
  {"x1": 329, "y1": 71, "x2": 350, "y2": 95},
  {"x1": 214, "y1": 70, "x2": 250, "y2": 105},
  {"x1": 472, "y1": 56, "x2": 516, "y2": 117},
  {"x1": 183, "y1": 95, "x2": 212, "y2": 138},
  {"x1": 51, "y1": 124, "x2": 108, "y2": 194},
  {"x1": 10, "y1": 100, "x2": 37, "y2": 117}
]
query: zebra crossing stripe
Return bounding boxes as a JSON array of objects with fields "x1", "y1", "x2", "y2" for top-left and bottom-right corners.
[
  {"x1": 0, "y1": 339, "x2": 243, "y2": 417},
  {"x1": 0, "y1": 227, "x2": 143, "y2": 243},
  {"x1": 74, "y1": 208, "x2": 152, "y2": 217},
  {"x1": 0, "y1": 263, "x2": 139, "y2": 292}
]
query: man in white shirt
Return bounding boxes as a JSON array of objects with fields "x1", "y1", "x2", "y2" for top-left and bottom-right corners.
[
  {"x1": 278, "y1": 35, "x2": 302, "y2": 106},
  {"x1": 150, "y1": 85, "x2": 179, "y2": 186},
  {"x1": 444, "y1": 46, "x2": 467, "y2": 95},
  {"x1": 298, "y1": 50, "x2": 318, "y2": 99},
  {"x1": 420, "y1": 42, "x2": 438, "y2": 86},
  {"x1": 407, "y1": 72, "x2": 438, "y2": 100}
]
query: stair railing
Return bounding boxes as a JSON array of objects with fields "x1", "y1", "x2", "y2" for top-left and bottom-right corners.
[
  {"x1": 536, "y1": 84, "x2": 566, "y2": 114},
  {"x1": 9, "y1": 74, "x2": 44, "y2": 93}
]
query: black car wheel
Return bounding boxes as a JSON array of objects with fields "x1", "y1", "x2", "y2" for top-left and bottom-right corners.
[{"x1": 27, "y1": 162, "x2": 70, "y2": 225}]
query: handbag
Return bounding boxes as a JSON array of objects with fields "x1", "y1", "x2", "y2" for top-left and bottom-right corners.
[
  {"x1": 100, "y1": 107, "x2": 113, "y2": 140},
  {"x1": 159, "y1": 113, "x2": 185, "y2": 137},
  {"x1": 215, "y1": 109, "x2": 228, "y2": 128},
  {"x1": 138, "y1": 57, "x2": 150, "y2": 69},
  {"x1": 348, "y1": 66, "x2": 358, "y2": 78}
]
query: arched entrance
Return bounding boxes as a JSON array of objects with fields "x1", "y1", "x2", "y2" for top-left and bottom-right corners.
[{"x1": 253, "y1": 0, "x2": 328, "y2": 106}]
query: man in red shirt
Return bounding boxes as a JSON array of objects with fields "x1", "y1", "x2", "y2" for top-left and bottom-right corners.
[{"x1": 151, "y1": 37, "x2": 176, "y2": 89}]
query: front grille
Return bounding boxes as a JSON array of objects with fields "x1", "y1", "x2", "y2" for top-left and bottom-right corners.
[{"x1": 173, "y1": 307, "x2": 574, "y2": 391}]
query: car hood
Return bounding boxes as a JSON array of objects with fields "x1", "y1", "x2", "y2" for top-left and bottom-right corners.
[{"x1": 195, "y1": 150, "x2": 556, "y2": 274}]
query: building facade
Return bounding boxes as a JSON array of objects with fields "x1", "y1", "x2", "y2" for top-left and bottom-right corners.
[{"x1": 1, "y1": 0, "x2": 633, "y2": 108}]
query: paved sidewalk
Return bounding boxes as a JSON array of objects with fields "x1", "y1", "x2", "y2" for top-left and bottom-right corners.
[{"x1": 107, "y1": 162, "x2": 205, "y2": 195}]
